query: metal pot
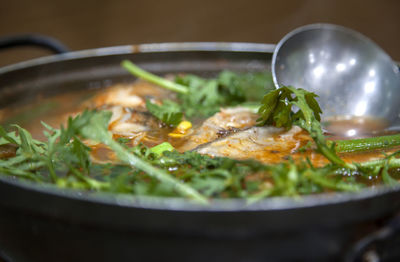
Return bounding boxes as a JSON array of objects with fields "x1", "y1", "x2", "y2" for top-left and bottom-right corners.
[{"x1": 0, "y1": 37, "x2": 399, "y2": 262}]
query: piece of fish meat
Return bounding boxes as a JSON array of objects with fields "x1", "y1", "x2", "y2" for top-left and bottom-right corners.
[
  {"x1": 195, "y1": 125, "x2": 308, "y2": 164},
  {"x1": 178, "y1": 107, "x2": 259, "y2": 151}
]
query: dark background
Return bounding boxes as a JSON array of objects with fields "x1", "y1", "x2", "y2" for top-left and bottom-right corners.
[{"x1": 0, "y1": 0, "x2": 399, "y2": 67}]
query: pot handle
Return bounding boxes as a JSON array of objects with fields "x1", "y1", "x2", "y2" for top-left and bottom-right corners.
[
  {"x1": 344, "y1": 213, "x2": 400, "y2": 262},
  {"x1": 0, "y1": 34, "x2": 69, "y2": 54}
]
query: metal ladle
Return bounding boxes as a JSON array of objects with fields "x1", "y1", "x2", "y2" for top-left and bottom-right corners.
[{"x1": 272, "y1": 24, "x2": 400, "y2": 136}]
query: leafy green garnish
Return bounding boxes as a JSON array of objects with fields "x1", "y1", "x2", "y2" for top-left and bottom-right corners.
[
  {"x1": 257, "y1": 86, "x2": 322, "y2": 128},
  {"x1": 121, "y1": 60, "x2": 274, "y2": 121},
  {"x1": 257, "y1": 85, "x2": 400, "y2": 184},
  {"x1": 145, "y1": 99, "x2": 183, "y2": 127},
  {"x1": 76, "y1": 111, "x2": 208, "y2": 203},
  {"x1": 0, "y1": 68, "x2": 399, "y2": 204},
  {"x1": 175, "y1": 71, "x2": 274, "y2": 118},
  {"x1": 0, "y1": 109, "x2": 399, "y2": 202},
  {"x1": 174, "y1": 76, "x2": 222, "y2": 117},
  {"x1": 0, "y1": 110, "x2": 368, "y2": 200},
  {"x1": 0, "y1": 110, "x2": 207, "y2": 203},
  {"x1": 218, "y1": 70, "x2": 274, "y2": 101},
  {"x1": 257, "y1": 86, "x2": 348, "y2": 168}
]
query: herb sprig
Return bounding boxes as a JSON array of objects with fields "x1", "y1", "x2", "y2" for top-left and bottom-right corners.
[
  {"x1": 121, "y1": 60, "x2": 274, "y2": 122},
  {"x1": 145, "y1": 99, "x2": 183, "y2": 127},
  {"x1": 257, "y1": 86, "x2": 349, "y2": 168},
  {"x1": 257, "y1": 85, "x2": 400, "y2": 184}
]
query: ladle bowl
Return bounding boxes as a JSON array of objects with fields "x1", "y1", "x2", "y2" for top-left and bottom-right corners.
[{"x1": 272, "y1": 24, "x2": 400, "y2": 134}]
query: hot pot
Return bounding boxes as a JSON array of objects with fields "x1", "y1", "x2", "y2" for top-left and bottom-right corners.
[{"x1": 0, "y1": 37, "x2": 399, "y2": 262}]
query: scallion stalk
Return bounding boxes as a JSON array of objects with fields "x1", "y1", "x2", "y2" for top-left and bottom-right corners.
[
  {"x1": 334, "y1": 133, "x2": 400, "y2": 153},
  {"x1": 121, "y1": 60, "x2": 189, "y2": 94}
]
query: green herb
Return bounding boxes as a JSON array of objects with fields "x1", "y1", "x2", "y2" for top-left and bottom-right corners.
[
  {"x1": 257, "y1": 86, "x2": 349, "y2": 168},
  {"x1": 0, "y1": 110, "x2": 207, "y2": 203},
  {"x1": 75, "y1": 111, "x2": 208, "y2": 203},
  {"x1": 246, "y1": 160, "x2": 363, "y2": 204},
  {"x1": 217, "y1": 70, "x2": 274, "y2": 101},
  {"x1": 174, "y1": 71, "x2": 274, "y2": 118},
  {"x1": 174, "y1": 75, "x2": 222, "y2": 117},
  {"x1": 0, "y1": 111, "x2": 367, "y2": 200},
  {"x1": 257, "y1": 85, "x2": 400, "y2": 189},
  {"x1": 145, "y1": 99, "x2": 183, "y2": 127},
  {"x1": 122, "y1": 60, "x2": 274, "y2": 120}
]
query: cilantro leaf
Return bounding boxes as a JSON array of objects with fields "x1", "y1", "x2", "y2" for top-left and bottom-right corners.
[
  {"x1": 257, "y1": 86, "x2": 348, "y2": 168},
  {"x1": 121, "y1": 60, "x2": 274, "y2": 119},
  {"x1": 217, "y1": 70, "x2": 274, "y2": 102},
  {"x1": 174, "y1": 71, "x2": 274, "y2": 118},
  {"x1": 145, "y1": 99, "x2": 183, "y2": 127},
  {"x1": 175, "y1": 75, "x2": 222, "y2": 117}
]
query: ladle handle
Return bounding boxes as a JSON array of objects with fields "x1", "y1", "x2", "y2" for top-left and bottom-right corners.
[{"x1": 0, "y1": 34, "x2": 69, "y2": 54}]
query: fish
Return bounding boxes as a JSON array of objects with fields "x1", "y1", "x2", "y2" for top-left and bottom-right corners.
[
  {"x1": 193, "y1": 124, "x2": 395, "y2": 166},
  {"x1": 83, "y1": 81, "x2": 173, "y2": 145},
  {"x1": 178, "y1": 107, "x2": 259, "y2": 151},
  {"x1": 194, "y1": 125, "x2": 310, "y2": 164}
]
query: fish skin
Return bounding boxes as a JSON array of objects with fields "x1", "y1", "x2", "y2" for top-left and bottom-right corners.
[
  {"x1": 194, "y1": 125, "x2": 305, "y2": 164},
  {"x1": 178, "y1": 107, "x2": 259, "y2": 151}
]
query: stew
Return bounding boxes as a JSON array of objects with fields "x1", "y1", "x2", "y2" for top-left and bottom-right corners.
[{"x1": 0, "y1": 60, "x2": 399, "y2": 204}]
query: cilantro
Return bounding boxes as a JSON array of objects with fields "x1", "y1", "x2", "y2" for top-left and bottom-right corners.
[
  {"x1": 257, "y1": 86, "x2": 348, "y2": 168},
  {"x1": 175, "y1": 75, "x2": 222, "y2": 117},
  {"x1": 257, "y1": 86, "x2": 322, "y2": 128},
  {"x1": 145, "y1": 99, "x2": 183, "y2": 127},
  {"x1": 121, "y1": 60, "x2": 274, "y2": 120},
  {"x1": 174, "y1": 71, "x2": 274, "y2": 118},
  {"x1": 257, "y1": 85, "x2": 400, "y2": 185},
  {"x1": 217, "y1": 70, "x2": 274, "y2": 102}
]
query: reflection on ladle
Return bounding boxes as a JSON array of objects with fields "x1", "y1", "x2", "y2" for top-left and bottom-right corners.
[{"x1": 323, "y1": 116, "x2": 389, "y2": 138}]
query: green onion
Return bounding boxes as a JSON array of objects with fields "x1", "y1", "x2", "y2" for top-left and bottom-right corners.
[
  {"x1": 121, "y1": 60, "x2": 188, "y2": 94},
  {"x1": 334, "y1": 133, "x2": 400, "y2": 153}
]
